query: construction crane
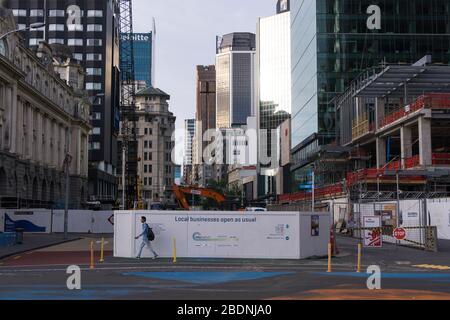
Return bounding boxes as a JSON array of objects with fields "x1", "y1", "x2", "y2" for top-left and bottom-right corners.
[{"x1": 118, "y1": 0, "x2": 140, "y2": 209}]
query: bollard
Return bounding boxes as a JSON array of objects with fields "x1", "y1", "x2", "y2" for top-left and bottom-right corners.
[
  {"x1": 327, "y1": 243, "x2": 332, "y2": 273},
  {"x1": 90, "y1": 241, "x2": 95, "y2": 270},
  {"x1": 172, "y1": 237, "x2": 177, "y2": 264},
  {"x1": 99, "y1": 238, "x2": 105, "y2": 263},
  {"x1": 357, "y1": 243, "x2": 362, "y2": 273}
]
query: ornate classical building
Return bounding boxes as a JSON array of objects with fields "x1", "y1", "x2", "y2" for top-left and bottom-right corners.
[
  {"x1": 0, "y1": 9, "x2": 91, "y2": 209},
  {"x1": 118, "y1": 86, "x2": 176, "y2": 207}
]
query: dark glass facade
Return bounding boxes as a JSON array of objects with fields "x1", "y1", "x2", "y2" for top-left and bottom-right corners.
[
  {"x1": 120, "y1": 32, "x2": 153, "y2": 87},
  {"x1": 291, "y1": 0, "x2": 450, "y2": 192}
]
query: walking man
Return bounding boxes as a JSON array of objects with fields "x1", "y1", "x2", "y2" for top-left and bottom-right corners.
[{"x1": 135, "y1": 216, "x2": 158, "y2": 259}]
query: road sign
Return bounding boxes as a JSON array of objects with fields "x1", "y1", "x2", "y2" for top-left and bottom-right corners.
[
  {"x1": 108, "y1": 215, "x2": 114, "y2": 226},
  {"x1": 393, "y1": 227, "x2": 407, "y2": 241},
  {"x1": 363, "y1": 216, "x2": 382, "y2": 248}
]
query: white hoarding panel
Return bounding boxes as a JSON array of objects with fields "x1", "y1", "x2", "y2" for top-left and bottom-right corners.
[
  {"x1": 427, "y1": 199, "x2": 450, "y2": 240},
  {"x1": 92, "y1": 211, "x2": 114, "y2": 234},
  {"x1": 115, "y1": 211, "x2": 327, "y2": 260},
  {"x1": 114, "y1": 211, "x2": 135, "y2": 258}
]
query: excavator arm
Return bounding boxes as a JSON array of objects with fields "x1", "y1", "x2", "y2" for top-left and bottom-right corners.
[{"x1": 173, "y1": 184, "x2": 226, "y2": 210}]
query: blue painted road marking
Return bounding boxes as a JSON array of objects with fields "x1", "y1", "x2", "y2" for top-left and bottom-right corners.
[{"x1": 122, "y1": 271, "x2": 294, "y2": 285}]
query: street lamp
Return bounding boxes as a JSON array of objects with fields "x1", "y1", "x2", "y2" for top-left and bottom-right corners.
[
  {"x1": 0, "y1": 22, "x2": 46, "y2": 41},
  {"x1": 64, "y1": 93, "x2": 104, "y2": 239}
]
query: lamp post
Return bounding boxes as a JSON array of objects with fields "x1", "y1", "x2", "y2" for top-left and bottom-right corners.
[
  {"x1": 0, "y1": 22, "x2": 46, "y2": 41},
  {"x1": 64, "y1": 93, "x2": 104, "y2": 239}
]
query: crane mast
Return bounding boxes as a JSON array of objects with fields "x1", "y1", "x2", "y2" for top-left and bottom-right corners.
[{"x1": 118, "y1": 0, "x2": 139, "y2": 209}]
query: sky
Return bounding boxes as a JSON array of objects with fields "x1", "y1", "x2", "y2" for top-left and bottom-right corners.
[{"x1": 133, "y1": 0, "x2": 276, "y2": 134}]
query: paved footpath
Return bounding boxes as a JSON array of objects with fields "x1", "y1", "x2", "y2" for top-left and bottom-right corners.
[{"x1": 0, "y1": 235, "x2": 449, "y2": 300}]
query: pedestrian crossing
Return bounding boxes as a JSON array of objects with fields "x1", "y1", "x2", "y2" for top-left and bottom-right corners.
[{"x1": 413, "y1": 264, "x2": 450, "y2": 271}]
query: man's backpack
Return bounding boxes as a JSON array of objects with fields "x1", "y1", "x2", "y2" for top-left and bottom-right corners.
[{"x1": 146, "y1": 224, "x2": 155, "y2": 241}]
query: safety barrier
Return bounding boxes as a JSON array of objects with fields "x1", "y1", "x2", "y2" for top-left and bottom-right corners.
[{"x1": 0, "y1": 232, "x2": 16, "y2": 247}]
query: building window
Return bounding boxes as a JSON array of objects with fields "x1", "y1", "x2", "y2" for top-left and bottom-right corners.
[
  {"x1": 144, "y1": 141, "x2": 148, "y2": 149},
  {"x1": 29, "y1": 38, "x2": 43, "y2": 46},
  {"x1": 149, "y1": 141, "x2": 153, "y2": 149},
  {"x1": 87, "y1": 10, "x2": 103, "y2": 17},
  {"x1": 67, "y1": 24, "x2": 84, "y2": 32},
  {"x1": 86, "y1": 53, "x2": 102, "y2": 61},
  {"x1": 49, "y1": 24, "x2": 65, "y2": 31},
  {"x1": 90, "y1": 112, "x2": 101, "y2": 120},
  {"x1": 89, "y1": 142, "x2": 101, "y2": 150},
  {"x1": 48, "y1": 10, "x2": 65, "y2": 17},
  {"x1": 148, "y1": 152, "x2": 152, "y2": 161},
  {"x1": 87, "y1": 24, "x2": 103, "y2": 32},
  {"x1": 86, "y1": 83, "x2": 102, "y2": 90},
  {"x1": 91, "y1": 127, "x2": 101, "y2": 135},
  {"x1": 87, "y1": 39, "x2": 103, "y2": 46},
  {"x1": 12, "y1": 9, "x2": 27, "y2": 17},
  {"x1": 68, "y1": 39, "x2": 83, "y2": 46},
  {"x1": 30, "y1": 9, "x2": 44, "y2": 17},
  {"x1": 73, "y1": 53, "x2": 83, "y2": 61},
  {"x1": 86, "y1": 68, "x2": 102, "y2": 76},
  {"x1": 48, "y1": 39, "x2": 64, "y2": 45},
  {"x1": 144, "y1": 152, "x2": 148, "y2": 161}
]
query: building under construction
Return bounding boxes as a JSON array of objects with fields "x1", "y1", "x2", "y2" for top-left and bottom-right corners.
[{"x1": 279, "y1": 56, "x2": 450, "y2": 210}]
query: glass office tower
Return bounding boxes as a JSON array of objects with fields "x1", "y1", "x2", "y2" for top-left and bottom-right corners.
[
  {"x1": 120, "y1": 32, "x2": 154, "y2": 87},
  {"x1": 216, "y1": 33, "x2": 256, "y2": 129},
  {"x1": 291, "y1": 0, "x2": 450, "y2": 191},
  {"x1": 257, "y1": 8, "x2": 291, "y2": 198}
]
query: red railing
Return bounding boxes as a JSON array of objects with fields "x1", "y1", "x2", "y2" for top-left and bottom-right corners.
[
  {"x1": 279, "y1": 183, "x2": 344, "y2": 203},
  {"x1": 432, "y1": 153, "x2": 450, "y2": 166},
  {"x1": 405, "y1": 155, "x2": 420, "y2": 169},
  {"x1": 379, "y1": 93, "x2": 450, "y2": 128}
]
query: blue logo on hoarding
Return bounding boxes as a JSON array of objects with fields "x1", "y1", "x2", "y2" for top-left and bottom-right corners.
[{"x1": 4, "y1": 214, "x2": 46, "y2": 233}]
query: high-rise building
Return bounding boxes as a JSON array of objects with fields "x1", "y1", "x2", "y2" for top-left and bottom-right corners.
[
  {"x1": 120, "y1": 30, "x2": 155, "y2": 88},
  {"x1": 183, "y1": 119, "x2": 195, "y2": 185},
  {"x1": 290, "y1": 0, "x2": 450, "y2": 193},
  {"x1": 216, "y1": 32, "x2": 256, "y2": 129},
  {"x1": 255, "y1": 3, "x2": 291, "y2": 200},
  {"x1": 193, "y1": 65, "x2": 216, "y2": 186},
  {"x1": 9, "y1": 0, "x2": 121, "y2": 206},
  {"x1": 276, "y1": 0, "x2": 290, "y2": 14},
  {"x1": 121, "y1": 87, "x2": 175, "y2": 207}
]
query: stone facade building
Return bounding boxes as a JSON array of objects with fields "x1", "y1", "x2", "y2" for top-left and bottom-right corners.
[
  {"x1": 0, "y1": 10, "x2": 91, "y2": 209},
  {"x1": 118, "y1": 86, "x2": 176, "y2": 207}
]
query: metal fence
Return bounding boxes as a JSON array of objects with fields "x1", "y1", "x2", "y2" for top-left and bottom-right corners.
[{"x1": 342, "y1": 226, "x2": 438, "y2": 251}]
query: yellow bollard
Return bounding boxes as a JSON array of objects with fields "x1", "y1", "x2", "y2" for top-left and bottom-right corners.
[
  {"x1": 357, "y1": 243, "x2": 362, "y2": 273},
  {"x1": 172, "y1": 237, "x2": 177, "y2": 264},
  {"x1": 327, "y1": 243, "x2": 332, "y2": 273},
  {"x1": 90, "y1": 241, "x2": 95, "y2": 270},
  {"x1": 99, "y1": 238, "x2": 105, "y2": 263}
]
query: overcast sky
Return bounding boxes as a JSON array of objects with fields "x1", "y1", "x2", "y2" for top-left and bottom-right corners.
[{"x1": 133, "y1": 0, "x2": 276, "y2": 132}]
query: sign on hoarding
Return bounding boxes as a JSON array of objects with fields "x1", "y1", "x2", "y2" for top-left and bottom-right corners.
[{"x1": 363, "y1": 216, "x2": 382, "y2": 248}]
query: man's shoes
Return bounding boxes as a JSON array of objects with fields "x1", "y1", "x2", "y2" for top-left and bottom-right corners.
[
  {"x1": 136, "y1": 256, "x2": 141, "y2": 259},
  {"x1": 153, "y1": 254, "x2": 158, "y2": 260}
]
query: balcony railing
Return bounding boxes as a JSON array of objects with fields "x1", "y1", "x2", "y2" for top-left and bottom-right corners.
[
  {"x1": 432, "y1": 153, "x2": 450, "y2": 166},
  {"x1": 279, "y1": 183, "x2": 344, "y2": 203},
  {"x1": 379, "y1": 93, "x2": 450, "y2": 129}
]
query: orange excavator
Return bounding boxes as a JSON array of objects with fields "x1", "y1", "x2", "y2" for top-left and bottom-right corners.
[{"x1": 173, "y1": 184, "x2": 227, "y2": 210}]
